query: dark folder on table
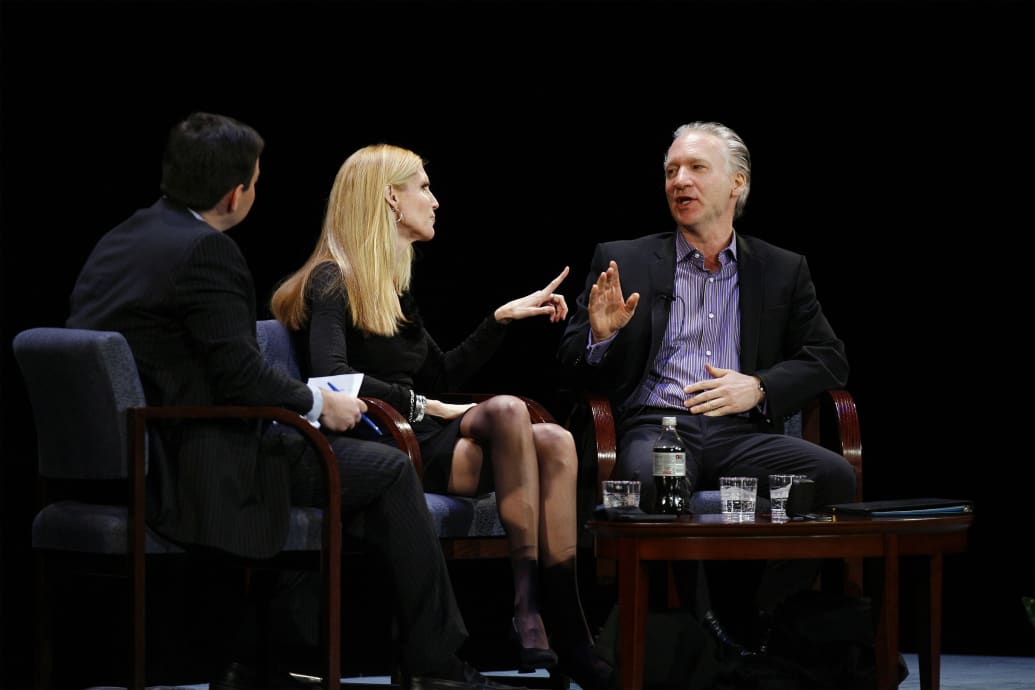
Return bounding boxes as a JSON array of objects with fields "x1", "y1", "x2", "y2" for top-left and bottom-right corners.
[{"x1": 824, "y1": 497, "x2": 974, "y2": 517}]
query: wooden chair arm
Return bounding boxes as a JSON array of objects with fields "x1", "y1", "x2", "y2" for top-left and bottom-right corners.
[
  {"x1": 518, "y1": 396, "x2": 557, "y2": 425},
  {"x1": 361, "y1": 397, "x2": 424, "y2": 479},
  {"x1": 800, "y1": 389, "x2": 863, "y2": 501},
  {"x1": 577, "y1": 392, "x2": 618, "y2": 506}
]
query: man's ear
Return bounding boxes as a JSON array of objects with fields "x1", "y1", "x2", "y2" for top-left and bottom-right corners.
[
  {"x1": 225, "y1": 185, "x2": 243, "y2": 212},
  {"x1": 731, "y1": 172, "x2": 747, "y2": 197}
]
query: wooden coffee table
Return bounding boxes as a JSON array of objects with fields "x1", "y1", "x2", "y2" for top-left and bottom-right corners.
[{"x1": 587, "y1": 512, "x2": 973, "y2": 690}]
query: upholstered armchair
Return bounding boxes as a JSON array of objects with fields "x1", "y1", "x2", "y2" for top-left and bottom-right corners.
[{"x1": 14, "y1": 327, "x2": 345, "y2": 690}]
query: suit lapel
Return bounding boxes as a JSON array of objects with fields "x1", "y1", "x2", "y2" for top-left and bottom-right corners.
[
  {"x1": 647, "y1": 235, "x2": 677, "y2": 375},
  {"x1": 737, "y1": 235, "x2": 763, "y2": 371}
]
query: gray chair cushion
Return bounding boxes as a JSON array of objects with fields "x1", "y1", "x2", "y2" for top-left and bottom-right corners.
[
  {"x1": 31, "y1": 502, "x2": 184, "y2": 554},
  {"x1": 281, "y1": 506, "x2": 328, "y2": 551},
  {"x1": 256, "y1": 319, "x2": 302, "y2": 380},
  {"x1": 425, "y1": 492, "x2": 505, "y2": 538},
  {"x1": 277, "y1": 493, "x2": 507, "y2": 550}
]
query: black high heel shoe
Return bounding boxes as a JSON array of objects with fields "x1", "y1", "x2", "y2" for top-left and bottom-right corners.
[{"x1": 511, "y1": 618, "x2": 559, "y2": 673}]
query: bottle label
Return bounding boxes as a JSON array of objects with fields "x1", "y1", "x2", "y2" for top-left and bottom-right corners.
[{"x1": 652, "y1": 451, "x2": 685, "y2": 476}]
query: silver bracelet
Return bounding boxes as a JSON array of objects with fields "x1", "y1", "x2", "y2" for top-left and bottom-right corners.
[{"x1": 413, "y1": 393, "x2": 427, "y2": 423}]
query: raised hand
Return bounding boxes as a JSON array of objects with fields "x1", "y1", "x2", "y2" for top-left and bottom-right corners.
[
  {"x1": 494, "y1": 266, "x2": 570, "y2": 324},
  {"x1": 588, "y1": 260, "x2": 640, "y2": 342}
]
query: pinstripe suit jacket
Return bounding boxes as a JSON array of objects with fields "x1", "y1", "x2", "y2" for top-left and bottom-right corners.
[
  {"x1": 68, "y1": 198, "x2": 313, "y2": 558},
  {"x1": 557, "y1": 231, "x2": 849, "y2": 432}
]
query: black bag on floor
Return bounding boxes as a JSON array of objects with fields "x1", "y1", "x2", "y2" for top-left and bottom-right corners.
[
  {"x1": 595, "y1": 605, "x2": 721, "y2": 690},
  {"x1": 712, "y1": 590, "x2": 900, "y2": 690}
]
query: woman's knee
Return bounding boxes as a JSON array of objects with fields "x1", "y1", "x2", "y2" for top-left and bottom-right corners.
[
  {"x1": 533, "y1": 423, "x2": 578, "y2": 474},
  {"x1": 479, "y1": 394, "x2": 532, "y2": 424}
]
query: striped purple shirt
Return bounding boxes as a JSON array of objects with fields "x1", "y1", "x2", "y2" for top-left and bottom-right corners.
[{"x1": 634, "y1": 232, "x2": 740, "y2": 410}]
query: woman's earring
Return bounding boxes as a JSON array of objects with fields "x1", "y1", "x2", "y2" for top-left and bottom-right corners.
[{"x1": 393, "y1": 208, "x2": 405, "y2": 224}]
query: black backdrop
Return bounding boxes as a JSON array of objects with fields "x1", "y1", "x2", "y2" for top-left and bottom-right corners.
[{"x1": 2, "y1": 0, "x2": 1033, "y2": 686}]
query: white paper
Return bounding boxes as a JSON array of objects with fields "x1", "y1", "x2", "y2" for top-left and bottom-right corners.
[{"x1": 307, "y1": 373, "x2": 364, "y2": 396}]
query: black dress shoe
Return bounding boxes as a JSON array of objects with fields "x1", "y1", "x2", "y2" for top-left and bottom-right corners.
[
  {"x1": 702, "y1": 609, "x2": 755, "y2": 657},
  {"x1": 753, "y1": 610, "x2": 775, "y2": 655},
  {"x1": 209, "y1": 661, "x2": 321, "y2": 690},
  {"x1": 406, "y1": 660, "x2": 528, "y2": 690}
]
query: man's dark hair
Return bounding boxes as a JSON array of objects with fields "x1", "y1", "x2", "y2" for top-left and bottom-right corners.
[{"x1": 160, "y1": 112, "x2": 265, "y2": 210}]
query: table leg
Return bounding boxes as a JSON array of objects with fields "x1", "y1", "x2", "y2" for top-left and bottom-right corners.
[
  {"x1": 875, "y1": 535, "x2": 901, "y2": 689},
  {"x1": 617, "y1": 538, "x2": 649, "y2": 690},
  {"x1": 918, "y1": 553, "x2": 943, "y2": 690}
]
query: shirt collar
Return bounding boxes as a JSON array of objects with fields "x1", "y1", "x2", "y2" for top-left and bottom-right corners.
[{"x1": 675, "y1": 230, "x2": 738, "y2": 263}]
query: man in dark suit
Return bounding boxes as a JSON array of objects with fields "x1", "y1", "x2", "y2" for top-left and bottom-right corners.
[
  {"x1": 557, "y1": 120, "x2": 857, "y2": 653},
  {"x1": 67, "y1": 112, "x2": 518, "y2": 690}
]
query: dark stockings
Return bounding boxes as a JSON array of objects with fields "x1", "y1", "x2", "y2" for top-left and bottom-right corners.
[{"x1": 512, "y1": 557, "x2": 550, "y2": 651}]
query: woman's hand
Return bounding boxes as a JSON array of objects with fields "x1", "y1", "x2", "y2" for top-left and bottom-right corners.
[
  {"x1": 494, "y1": 266, "x2": 570, "y2": 324},
  {"x1": 427, "y1": 398, "x2": 477, "y2": 420}
]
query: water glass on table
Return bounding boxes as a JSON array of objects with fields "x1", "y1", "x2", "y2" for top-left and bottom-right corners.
[
  {"x1": 603, "y1": 480, "x2": 641, "y2": 509},
  {"x1": 769, "y1": 473, "x2": 808, "y2": 521},
  {"x1": 720, "y1": 476, "x2": 757, "y2": 522}
]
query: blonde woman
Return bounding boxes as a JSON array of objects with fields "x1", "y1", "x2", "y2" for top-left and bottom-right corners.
[{"x1": 271, "y1": 144, "x2": 612, "y2": 690}]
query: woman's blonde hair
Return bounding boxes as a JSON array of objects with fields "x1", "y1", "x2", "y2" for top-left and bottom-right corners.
[{"x1": 271, "y1": 144, "x2": 424, "y2": 335}]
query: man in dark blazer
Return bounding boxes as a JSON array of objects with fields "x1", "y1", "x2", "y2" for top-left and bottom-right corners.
[
  {"x1": 557, "y1": 120, "x2": 856, "y2": 653},
  {"x1": 67, "y1": 112, "x2": 516, "y2": 690}
]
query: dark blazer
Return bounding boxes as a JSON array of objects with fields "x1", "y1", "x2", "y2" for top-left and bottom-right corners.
[
  {"x1": 68, "y1": 198, "x2": 314, "y2": 558},
  {"x1": 557, "y1": 231, "x2": 849, "y2": 432}
]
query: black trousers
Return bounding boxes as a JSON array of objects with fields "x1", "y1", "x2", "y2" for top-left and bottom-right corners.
[{"x1": 282, "y1": 425, "x2": 468, "y2": 674}]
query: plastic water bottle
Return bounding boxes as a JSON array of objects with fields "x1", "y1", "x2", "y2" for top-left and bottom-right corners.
[{"x1": 652, "y1": 416, "x2": 687, "y2": 515}]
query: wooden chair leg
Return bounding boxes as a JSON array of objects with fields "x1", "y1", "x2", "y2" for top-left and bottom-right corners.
[
  {"x1": 35, "y1": 552, "x2": 54, "y2": 690},
  {"x1": 131, "y1": 549, "x2": 146, "y2": 690}
]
